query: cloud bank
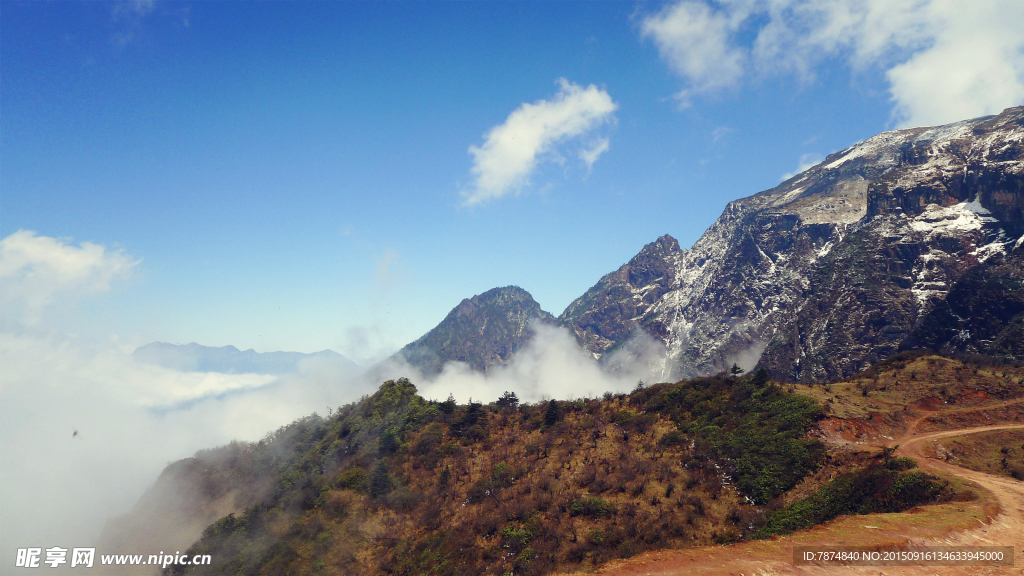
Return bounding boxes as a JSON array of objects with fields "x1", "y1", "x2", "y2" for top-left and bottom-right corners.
[
  {"x1": 0, "y1": 230, "x2": 139, "y2": 326},
  {"x1": 0, "y1": 332, "x2": 370, "y2": 567},
  {"x1": 641, "y1": 0, "x2": 1024, "y2": 126},
  {"x1": 375, "y1": 323, "x2": 670, "y2": 406},
  {"x1": 464, "y1": 79, "x2": 618, "y2": 205},
  {"x1": 0, "y1": 232, "x2": 374, "y2": 567},
  {"x1": 0, "y1": 231, "x2": 673, "y2": 568},
  {"x1": 1, "y1": 323, "x2": 664, "y2": 568}
]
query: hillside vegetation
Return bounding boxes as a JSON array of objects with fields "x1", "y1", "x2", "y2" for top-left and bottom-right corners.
[
  {"x1": 161, "y1": 366, "x2": 960, "y2": 576},
  {"x1": 924, "y1": 429, "x2": 1024, "y2": 480}
]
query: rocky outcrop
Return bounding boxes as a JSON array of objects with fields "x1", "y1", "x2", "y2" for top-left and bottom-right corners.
[
  {"x1": 396, "y1": 286, "x2": 556, "y2": 376},
  {"x1": 559, "y1": 235, "x2": 683, "y2": 357},
  {"x1": 901, "y1": 245, "x2": 1024, "y2": 359}
]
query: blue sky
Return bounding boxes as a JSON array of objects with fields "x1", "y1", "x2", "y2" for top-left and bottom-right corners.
[{"x1": 3, "y1": 0, "x2": 1023, "y2": 361}]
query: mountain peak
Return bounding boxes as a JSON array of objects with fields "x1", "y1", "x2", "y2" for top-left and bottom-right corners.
[
  {"x1": 558, "y1": 234, "x2": 682, "y2": 357},
  {"x1": 395, "y1": 286, "x2": 555, "y2": 376}
]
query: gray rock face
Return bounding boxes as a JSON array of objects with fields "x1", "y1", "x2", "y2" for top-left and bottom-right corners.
[
  {"x1": 561, "y1": 106, "x2": 1024, "y2": 383},
  {"x1": 396, "y1": 286, "x2": 556, "y2": 376},
  {"x1": 559, "y1": 235, "x2": 683, "y2": 357},
  {"x1": 900, "y1": 247, "x2": 1024, "y2": 359}
]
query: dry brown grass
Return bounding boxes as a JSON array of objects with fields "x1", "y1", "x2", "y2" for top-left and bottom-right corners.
[
  {"x1": 924, "y1": 429, "x2": 1024, "y2": 480},
  {"x1": 281, "y1": 398, "x2": 752, "y2": 576},
  {"x1": 793, "y1": 355, "x2": 1024, "y2": 422},
  {"x1": 555, "y1": 482, "x2": 996, "y2": 576}
]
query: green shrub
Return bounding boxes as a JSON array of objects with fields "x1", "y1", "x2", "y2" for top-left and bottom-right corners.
[
  {"x1": 452, "y1": 401, "x2": 488, "y2": 442},
  {"x1": 644, "y1": 373, "x2": 825, "y2": 504},
  {"x1": 754, "y1": 462, "x2": 948, "y2": 539},
  {"x1": 500, "y1": 524, "x2": 533, "y2": 552},
  {"x1": 336, "y1": 467, "x2": 368, "y2": 491},
  {"x1": 570, "y1": 497, "x2": 613, "y2": 518},
  {"x1": 543, "y1": 400, "x2": 561, "y2": 428},
  {"x1": 379, "y1": 428, "x2": 400, "y2": 455},
  {"x1": 369, "y1": 462, "x2": 392, "y2": 499},
  {"x1": 658, "y1": 430, "x2": 687, "y2": 447},
  {"x1": 614, "y1": 410, "x2": 637, "y2": 426},
  {"x1": 492, "y1": 461, "x2": 519, "y2": 490},
  {"x1": 412, "y1": 423, "x2": 444, "y2": 455},
  {"x1": 885, "y1": 456, "x2": 918, "y2": 471}
]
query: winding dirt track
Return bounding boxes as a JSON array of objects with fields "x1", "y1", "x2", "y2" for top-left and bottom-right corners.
[
  {"x1": 582, "y1": 423, "x2": 1024, "y2": 576},
  {"x1": 882, "y1": 424, "x2": 1024, "y2": 576}
]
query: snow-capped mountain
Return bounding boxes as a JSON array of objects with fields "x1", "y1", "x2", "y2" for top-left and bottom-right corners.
[{"x1": 561, "y1": 106, "x2": 1024, "y2": 383}]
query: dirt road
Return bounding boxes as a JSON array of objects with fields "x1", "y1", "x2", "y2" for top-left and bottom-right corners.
[
  {"x1": 578, "y1": 424, "x2": 1024, "y2": 576},
  {"x1": 886, "y1": 424, "x2": 1024, "y2": 575}
]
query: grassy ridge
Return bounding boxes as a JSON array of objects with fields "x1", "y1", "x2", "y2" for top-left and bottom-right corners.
[{"x1": 163, "y1": 367, "x2": 964, "y2": 576}]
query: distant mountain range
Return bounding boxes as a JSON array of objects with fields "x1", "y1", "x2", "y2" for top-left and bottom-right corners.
[
  {"x1": 395, "y1": 106, "x2": 1024, "y2": 383},
  {"x1": 133, "y1": 342, "x2": 360, "y2": 375}
]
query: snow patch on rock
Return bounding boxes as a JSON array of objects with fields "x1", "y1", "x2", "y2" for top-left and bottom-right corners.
[{"x1": 907, "y1": 203, "x2": 987, "y2": 236}]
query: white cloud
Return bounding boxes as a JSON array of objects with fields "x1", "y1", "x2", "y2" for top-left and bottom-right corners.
[
  {"x1": 0, "y1": 230, "x2": 139, "y2": 325},
  {"x1": 640, "y1": 1, "x2": 747, "y2": 105},
  {"x1": 781, "y1": 152, "x2": 824, "y2": 180},
  {"x1": 641, "y1": 0, "x2": 1024, "y2": 126},
  {"x1": 374, "y1": 323, "x2": 669, "y2": 406},
  {"x1": 0, "y1": 231, "x2": 376, "y2": 565},
  {"x1": 112, "y1": 0, "x2": 156, "y2": 19},
  {"x1": 884, "y1": 2, "x2": 1024, "y2": 127},
  {"x1": 109, "y1": 0, "x2": 159, "y2": 47},
  {"x1": 711, "y1": 126, "x2": 735, "y2": 143},
  {"x1": 579, "y1": 137, "x2": 611, "y2": 172},
  {"x1": 464, "y1": 79, "x2": 618, "y2": 205},
  {"x1": 375, "y1": 249, "x2": 400, "y2": 291}
]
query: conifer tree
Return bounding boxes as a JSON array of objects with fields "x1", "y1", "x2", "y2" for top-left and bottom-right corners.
[{"x1": 543, "y1": 399, "x2": 560, "y2": 428}]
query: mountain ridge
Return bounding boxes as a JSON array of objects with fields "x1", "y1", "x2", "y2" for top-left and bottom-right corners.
[
  {"x1": 133, "y1": 341, "x2": 359, "y2": 375},
  {"x1": 383, "y1": 108, "x2": 1023, "y2": 384},
  {"x1": 561, "y1": 106, "x2": 1024, "y2": 382}
]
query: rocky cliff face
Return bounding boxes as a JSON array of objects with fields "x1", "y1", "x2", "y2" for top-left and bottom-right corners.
[
  {"x1": 901, "y1": 248, "x2": 1024, "y2": 359},
  {"x1": 396, "y1": 286, "x2": 556, "y2": 376},
  {"x1": 561, "y1": 106, "x2": 1024, "y2": 383},
  {"x1": 559, "y1": 235, "x2": 683, "y2": 357}
]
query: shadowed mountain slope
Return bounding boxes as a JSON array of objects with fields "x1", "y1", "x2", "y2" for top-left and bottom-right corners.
[{"x1": 394, "y1": 286, "x2": 556, "y2": 377}]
